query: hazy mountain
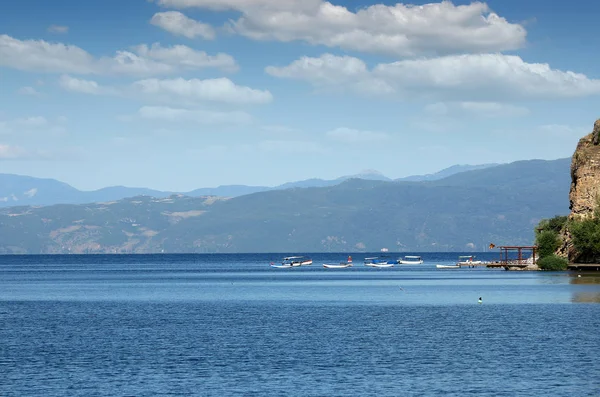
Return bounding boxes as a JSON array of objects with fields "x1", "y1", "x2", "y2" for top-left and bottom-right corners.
[
  {"x1": 0, "y1": 160, "x2": 566, "y2": 209},
  {"x1": 0, "y1": 158, "x2": 571, "y2": 254},
  {"x1": 0, "y1": 174, "x2": 81, "y2": 207},
  {"x1": 396, "y1": 163, "x2": 500, "y2": 182}
]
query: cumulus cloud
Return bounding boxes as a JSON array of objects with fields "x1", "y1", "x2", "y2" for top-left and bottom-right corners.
[
  {"x1": 265, "y1": 54, "x2": 393, "y2": 95},
  {"x1": 154, "y1": 0, "x2": 526, "y2": 56},
  {"x1": 137, "y1": 106, "x2": 253, "y2": 124},
  {"x1": 0, "y1": 144, "x2": 27, "y2": 159},
  {"x1": 48, "y1": 25, "x2": 69, "y2": 34},
  {"x1": 59, "y1": 75, "x2": 109, "y2": 95},
  {"x1": 17, "y1": 86, "x2": 41, "y2": 96},
  {"x1": 0, "y1": 35, "x2": 237, "y2": 76},
  {"x1": 58, "y1": 75, "x2": 272, "y2": 106},
  {"x1": 133, "y1": 43, "x2": 237, "y2": 72},
  {"x1": 131, "y1": 77, "x2": 273, "y2": 105},
  {"x1": 267, "y1": 53, "x2": 600, "y2": 101},
  {"x1": 14, "y1": 116, "x2": 49, "y2": 128},
  {"x1": 425, "y1": 101, "x2": 530, "y2": 117},
  {"x1": 326, "y1": 127, "x2": 389, "y2": 143},
  {"x1": 150, "y1": 11, "x2": 215, "y2": 39},
  {"x1": 0, "y1": 116, "x2": 67, "y2": 136}
]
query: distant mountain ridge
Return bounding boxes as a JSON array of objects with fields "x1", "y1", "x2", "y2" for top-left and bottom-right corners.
[
  {"x1": 396, "y1": 163, "x2": 500, "y2": 182},
  {"x1": 0, "y1": 161, "x2": 549, "y2": 208},
  {"x1": 0, "y1": 158, "x2": 571, "y2": 254}
]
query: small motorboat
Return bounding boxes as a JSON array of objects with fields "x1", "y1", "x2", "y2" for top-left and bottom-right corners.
[
  {"x1": 397, "y1": 255, "x2": 423, "y2": 264},
  {"x1": 324, "y1": 256, "x2": 353, "y2": 269},
  {"x1": 323, "y1": 263, "x2": 353, "y2": 269},
  {"x1": 457, "y1": 255, "x2": 482, "y2": 265},
  {"x1": 436, "y1": 264, "x2": 460, "y2": 269},
  {"x1": 364, "y1": 257, "x2": 395, "y2": 268},
  {"x1": 270, "y1": 263, "x2": 294, "y2": 269},
  {"x1": 270, "y1": 256, "x2": 313, "y2": 268}
]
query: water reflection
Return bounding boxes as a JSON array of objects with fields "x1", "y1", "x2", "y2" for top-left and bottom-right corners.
[
  {"x1": 572, "y1": 292, "x2": 600, "y2": 303},
  {"x1": 569, "y1": 272, "x2": 600, "y2": 284}
]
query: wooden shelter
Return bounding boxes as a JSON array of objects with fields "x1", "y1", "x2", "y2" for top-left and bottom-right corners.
[{"x1": 498, "y1": 245, "x2": 537, "y2": 268}]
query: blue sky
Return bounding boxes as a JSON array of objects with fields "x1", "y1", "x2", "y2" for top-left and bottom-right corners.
[{"x1": 1, "y1": 0, "x2": 600, "y2": 191}]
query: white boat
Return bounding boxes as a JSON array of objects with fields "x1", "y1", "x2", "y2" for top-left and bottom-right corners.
[
  {"x1": 457, "y1": 255, "x2": 482, "y2": 266},
  {"x1": 397, "y1": 255, "x2": 423, "y2": 264},
  {"x1": 323, "y1": 256, "x2": 353, "y2": 268},
  {"x1": 436, "y1": 264, "x2": 460, "y2": 269},
  {"x1": 323, "y1": 263, "x2": 353, "y2": 269},
  {"x1": 364, "y1": 257, "x2": 395, "y2": 268},
  {"x1": 270, "y1": 256, "x2": 313, "y2": 268}
]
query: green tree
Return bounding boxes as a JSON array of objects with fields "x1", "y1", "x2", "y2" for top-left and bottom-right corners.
[
  {"x1": 536, "y1": 230, "x2": 560, "y2": 259},
  {"x1": 537, "y1": 254, "x2": 568, "y2": 271},
  {"x1": 570, "y1": 217, "x2": 600, "y2": 263}
]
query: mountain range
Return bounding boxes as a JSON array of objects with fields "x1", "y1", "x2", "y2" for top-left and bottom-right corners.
[
  {"x1": 0, "y1": 164, "x2": 499, "y2": 208},
  {"x1": 0, "y1": 158, "x2": 571, "y2": 254}
]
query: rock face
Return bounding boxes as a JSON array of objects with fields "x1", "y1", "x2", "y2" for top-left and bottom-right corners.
[
  {"x1": 569, "y1": 119, "x2": 600, "y2": 217},
  {"x1": 558, "y1": 119, "x2": 600, "y2": 260}
]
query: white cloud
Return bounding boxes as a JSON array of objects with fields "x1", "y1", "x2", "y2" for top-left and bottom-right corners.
[
  {"x1": 0, "y1": 144, "x2": 27, "y2": 159},
  {"x1": 59, "y1": 75, "x2": 107, "y2": 95},
  {"x1": 17, "y1": 86, "x2": 41, "y2": 96},
  {"x1": 155, "y1": 0, "x2": 526, "y2": 56},
  {"x1": 151, "y1": 11, "x2": 215, "y2": 39},
  {"x1": 0, "y1": 35, "x2": 236, "y2": 76},
  {"x1": 133, "y1": 43, "x2": 237, "y2": 72},
  {"x1": 425, "y1": 101, "x2": 529, "y2": 117},
  {"x1": 0, "y1": 116, "x2": 67, "y2": 136},
  {"x1": 326, "y1": 127, "x2": 389, "y2": 144},
  {"x1": 58, "y1": 75, "x2": 270, "y2": 106},
  {"x1": 0, "y1": 34, "x2": 95, "y2": 74},
  {"x1": 266, "y1": 54, "x2": 393, "y2": 95},
  {"x1": 537, "y1": 124, "x2": 588, "y2": 138},
  {"x1": 131, "y1": 77, "x2": 273, "y2": 105},
  {"x1": 267, "y1": 53, "x2": 600, "y2": 101},
  {"x1": 137, "y1": 106, "x2": 253, "y2": 124},
  {"x1": 14, "y1": 116, "x2": 48, "y2": 128},
  {"x1": 48, "y1": 25, "x2": 69, "y2": 34}
]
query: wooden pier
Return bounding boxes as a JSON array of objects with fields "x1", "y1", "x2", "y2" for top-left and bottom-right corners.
[
  {"x1": 568, "y1": 263, "x2": 600, "y2": 271},
  {"x1": 488, "y1": 246, "x2": 537, "y2": 270}
]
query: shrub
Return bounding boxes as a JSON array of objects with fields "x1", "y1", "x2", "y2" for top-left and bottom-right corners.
[
  {"x1": 537, "y1": 254, "x2": 568, "y2": 271},
  {"x1": 570, "y1": 217, "x2": 600, "y2": 263},
  {"x1": 536, "y1": 230, "x2": 560, "y2": 259}
]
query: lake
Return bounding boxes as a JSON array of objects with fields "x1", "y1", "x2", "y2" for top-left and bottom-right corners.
[{"x1": 1, "y1": 253, "x2": 599, "y2": 396}]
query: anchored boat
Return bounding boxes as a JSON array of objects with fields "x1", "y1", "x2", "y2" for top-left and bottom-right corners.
[
  {"x1": 323, "y1": 256, "x2": 353, "y2": 269},
  {"x1": 364, "y1": 257, "x2": 395, "y2": 268},
  {"x1": 270, "y1": 256, "x2": 313, "y2": 268},
  {"x1": 397, "y1": 255, "x2": 424, "y2": 264}
]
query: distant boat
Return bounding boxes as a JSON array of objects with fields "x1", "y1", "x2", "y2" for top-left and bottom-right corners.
[
  {"x1": 397, "y1": 255, "x2": 423, "y2": 264},
  {"x1": 364, "y1": 257, "x2": 395, "y2": 268},
  {"x1": 457, "y1": 255, "x2": 482, "y2": 265},
  {"x1": 436, "y1": 264, "x2": 460, "y2": 269},
  {"x1": 323, "y1": 256, "x2": 353, "y2": 269},
  {"x1": 270, "y1": 256, "x2": 313, "y2": 268},
  {"x1": 323, "y1": 263, "x2": 353, "y2": 269}
]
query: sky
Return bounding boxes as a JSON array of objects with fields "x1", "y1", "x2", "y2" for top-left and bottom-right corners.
[{"x1": 1, "y1": 0, "x2": 600, "y2": 191}]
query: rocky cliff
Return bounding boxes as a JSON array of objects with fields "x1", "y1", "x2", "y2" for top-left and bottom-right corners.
[{"x1": 558, "y1": 119, "x2": 600, "y2": 260}]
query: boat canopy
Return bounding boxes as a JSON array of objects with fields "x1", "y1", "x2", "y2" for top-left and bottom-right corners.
[
  {"x1": 458, "y1": 255, "x2": 474, "y2": 258},
  {"x1": 283, "y1": 256, "x2": 306, "y2": 260},
  {"x1": 405, "y1": 256, "x2": 422, "y2": 259}
]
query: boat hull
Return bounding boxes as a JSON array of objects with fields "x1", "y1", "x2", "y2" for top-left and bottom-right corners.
[
  {"x1": 323, "y1": 263, "x2": 352, "y2": 269},
  {"x1": 436, "y1": 264, "x2": 460, "y2": 269},
  {"x1": 397, "y1": 260, "x2": 423, "y2": 265},
  {"x1": 270, "y1": 264, "x2": 294, "y2": 269},
  {"x1": 365, "y1": 263, "x2": 394, "y2": 268}
]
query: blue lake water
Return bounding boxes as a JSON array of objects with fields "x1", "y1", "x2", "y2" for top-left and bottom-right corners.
[{"x1": 1, "y1": 253, "x2": 599, "y2": 396}]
